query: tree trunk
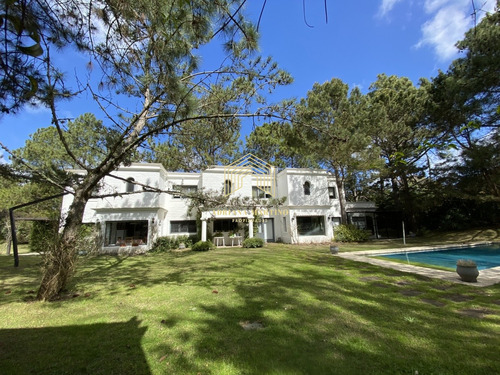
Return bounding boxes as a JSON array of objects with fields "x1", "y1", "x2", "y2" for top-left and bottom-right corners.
[
  {"x1": 36, "y1": 187, "x2": 89, "y2": 301},
  {"x1": 335, "y1": 169, "x2": 348, "y2": 225},
  {"x1": 36, "y1": 92, "x2": 151, "y2": 301}
]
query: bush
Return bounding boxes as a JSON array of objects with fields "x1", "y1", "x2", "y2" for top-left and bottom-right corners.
[
  {"x1": 191, "y1": 240, "x2": 214, "y2": 251},
  {"x1": 152, "y1": 236, "x2": 180, "y2": 252},
  {"x1": 152, "y1": 235, "x2": 201, "y2": 252},
  {"x1": 30, "y1": 221, "x2": 57, "y2": 253},
  {"x1": 242, "y1": 237, "x2": 264, "y2": 248},
  {"x1": 334, "y1": 224, "x2": 370, "y2": 242},
  {"x1": 76, "y1": 223, "x2": 102, "y2": 254}
]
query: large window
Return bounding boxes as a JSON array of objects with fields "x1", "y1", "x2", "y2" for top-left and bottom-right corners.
[
  {"x1": 170, "y1": 220, "x2": 197, "y2": 233},
  {"x1": 213, "y1": 219, "x2": 238, "y2": 232},
  {"x1": 173, "y1": 185, "x2": 198, "y2": 198},
  {"x1": 105, "y1": 221, "x2": 148, "y2": 246},
  {"x1": 252, "y1": 186, "x2": 271, "y2": 199},
  {"x1": 296, "y1": 216, "x2": 325, "y2": 236}
]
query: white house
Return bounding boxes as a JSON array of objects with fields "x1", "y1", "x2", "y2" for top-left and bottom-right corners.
[{"x1": 61, "y1": 157, "x2": 375, "y2": 253}]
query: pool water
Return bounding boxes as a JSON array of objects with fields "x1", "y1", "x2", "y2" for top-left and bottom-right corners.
[{"x1": 379, "y1": 244, "x2": 500, "y2": 270}]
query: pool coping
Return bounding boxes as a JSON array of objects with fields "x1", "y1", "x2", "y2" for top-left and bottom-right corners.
[{"x1": 336, "y1": 242, "x2": 500, "y2": 287}]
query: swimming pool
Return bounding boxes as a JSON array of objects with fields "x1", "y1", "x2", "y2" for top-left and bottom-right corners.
[{"x1": 378, "y1": 243, "x2": 500, "y2": 270}]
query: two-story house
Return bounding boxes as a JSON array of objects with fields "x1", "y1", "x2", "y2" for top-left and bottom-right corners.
[{"x1": 61, "y1": 158, "x2": 375, "y2": 253}]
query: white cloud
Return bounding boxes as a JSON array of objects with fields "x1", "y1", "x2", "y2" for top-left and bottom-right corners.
[
  {"x1": 417, "y1": 0, "x2": 497, "y2": 61},
  {"x1": 378, "y1": 0, "x2": 496, "y2": 61},
  {"x1": 377, "y1": 0, "x2": 403, "y2": 18},
  {"x1": 416, "y1": 5, "x2": 470, "y2": 61},
  {"x1": 423, "y1": 0, "x2": 452, "y2": 13},
  {"x1": 23, "y1": 100, "x2": 51, "y2": 115}
]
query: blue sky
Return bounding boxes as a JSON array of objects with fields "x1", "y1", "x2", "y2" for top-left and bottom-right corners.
[{"x1": 0, "y1": 0, "x2": 496, "y2": 158}]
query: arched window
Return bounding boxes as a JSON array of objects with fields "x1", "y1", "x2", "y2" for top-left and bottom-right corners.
[
  {"x1": 303, "y1": 181, "x2": 311, "y2": 196},
  {"x1": 224, "y1": 179, "x2": 232, "y2": 195},
  {"x1": 126, "y1": 177, "x2": 135, "y2": 193}
]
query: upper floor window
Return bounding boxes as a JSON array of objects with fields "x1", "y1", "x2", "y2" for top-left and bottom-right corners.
[
  {"x1": 224, "y1": 179, "x2": 232, "y2": 195},
  {"x1": 303, "y1": 181, "x2": 311, "y2": 196},
  {"x1": 173, "y1": 185, "x2": 198, "y2": 199},
  {"x1": 252, "y1": 186, "x2": 272, "y2": 199},
  {"x1": 328, "y1": 187, "x2": 337, "y2": 199},
  {"x1": 126, "y1": 177, "x2": 135, "y2": 193}
]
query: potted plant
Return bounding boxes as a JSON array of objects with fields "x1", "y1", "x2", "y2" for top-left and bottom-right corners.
[{"x1": 456, "y1": 259, "x2": 479, "y2": 282}]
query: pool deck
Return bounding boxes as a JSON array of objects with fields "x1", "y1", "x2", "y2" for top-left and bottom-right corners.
[{"x1": 336, "y1": 243, "x2": 500, "y2": 287}]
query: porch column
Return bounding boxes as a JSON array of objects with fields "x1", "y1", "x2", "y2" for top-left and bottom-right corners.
[
  {"x1": 248, "y1": 218, "x2": 254, "y2": 238},
  {"x1": 201, "y1": 219, "x2": 207, "y2": 241}
]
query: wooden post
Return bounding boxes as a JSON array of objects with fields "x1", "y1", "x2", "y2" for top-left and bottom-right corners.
[
  {"x1": 7, "y1": 192, "x2": 68, "y2": 267},
  {"x1": 402, "y1": 221, "x2": 406, "y2": 246},
  {"x1": 9, "y1": 208, "x2": 19, "y2": 267}
]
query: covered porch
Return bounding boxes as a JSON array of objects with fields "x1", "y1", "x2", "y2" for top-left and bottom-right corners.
[{"x1": 200, "y1": 209, "x2": 255, "y2": 246}]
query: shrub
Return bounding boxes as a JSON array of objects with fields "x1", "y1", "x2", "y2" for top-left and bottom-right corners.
[
  {"x1": 191, "y1": 240, "x2": 214, "y2": 251},
  {"x1": 334, "y1": 224, "x2": 370, "y2": 242},
  {"x1": 242, "y1": 237, "x2": 264, "y2": 248},
  {"x1": 152, "y1": 237, "x2": 179, "y2": 252}
]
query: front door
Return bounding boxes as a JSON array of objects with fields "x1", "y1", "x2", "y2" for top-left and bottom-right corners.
[{"x1": 257, "y1": 218, "x2": 275, "y2": 242}]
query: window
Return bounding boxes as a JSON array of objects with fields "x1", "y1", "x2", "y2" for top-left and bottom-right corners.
[
  {"x1": 328, "y1": 186, "x2": 337, "y2": 199},
  {"x1": 126, "y1": 177, "x2": 135, "y2": 193},
  {"x1": 303, "y1": 181, "x2": 311, "y2": 195},
  {"x1": 213, "y1": 219, "x2": 238, "y2": 232},
  {"x1": 283, "y1": 216, "x2": 287, "y2": 232},
  {"x1": 224, "y1": 180, "x2": 232, "y2": 195},
  {"x1": 170, "y1": 220, "x2": 197, "y2": 233},
  {"x1": 296, "y1": 216, "x2": 325, "y2": 236},
  {"x1": 105, "y1": 221, "x2": 148, "y2": 245},
  {"x1": 351, "y1": 216, "x2": 367, "y2": 230},
  {"x1": 252, "y1": 186, "x2": 272, "y2": 199},
  {"x1": 173, "y1": 185, "x2": 198, "y2": 199}
]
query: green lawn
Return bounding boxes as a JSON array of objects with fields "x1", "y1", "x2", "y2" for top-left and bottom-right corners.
[{"x1": 0, "y1": 235, "x2": 499, "y2": 374}]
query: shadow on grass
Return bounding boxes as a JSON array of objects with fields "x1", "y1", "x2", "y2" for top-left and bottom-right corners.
[
  {"x1": 150, "y1": 253, "x2": 500, "y2": 374},
  {"x1": 2, "y1": 247, "x2": 500, "y2": 374},
  {"x1": 0, "y1": 317, "x2": 150, "y2": 375}
]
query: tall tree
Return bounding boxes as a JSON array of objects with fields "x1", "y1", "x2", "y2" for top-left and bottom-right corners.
[
  {"x1": 430, "y1": 2, "x2": 499, "y2": 147},
  {"x1": 295, "y1": 78, "x2": 377, "y2": 223},
  {"x1": 12, "y1": 113, "x2": 126, "y2": 172},
  {"x1": 146, "y1": 85, "x2": 242, "y2": 171},
  {"x1": 2, "y1": 1, "x2": 291, "y2": 300},
  {"x1": 366, "y1": 74, "x2": 432, "y2": 229},
  {"x1": 244, "y1": 121, "x2": 311, "y2": 168}
]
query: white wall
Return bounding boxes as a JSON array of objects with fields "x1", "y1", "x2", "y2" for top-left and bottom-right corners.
[
  {"x1": 200, "y1": 167, "x2": 253, "y2": 199},
  {"x1": 60, "y1": 163, "x2": 348, "y2": 247}
]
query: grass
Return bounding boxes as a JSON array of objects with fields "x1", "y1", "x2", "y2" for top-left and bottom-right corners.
[
  {"x1": 1, "y1": 243, "x2": 31, "y2": 255},
  {"x1": 0, "y1": 230, "x2": 499, "y2": 374}
]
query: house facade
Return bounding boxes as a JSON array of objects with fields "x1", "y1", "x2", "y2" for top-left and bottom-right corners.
[{"x1": 61, "y1": 160, "x2": 374, "y2": 253}]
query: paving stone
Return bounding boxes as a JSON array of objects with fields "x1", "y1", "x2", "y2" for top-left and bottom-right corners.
[
  {"x1": 421, "y1": 298, "x2": 446, "y2": 307},
  {"x1": 457, "y1": 308, "x2": 493, "y2": 319},
  {"x1": 359, "y1": 276, "x2": 382, "y2": 282},
  {"x1": 372, "y1": 282, "x2": 391, "y2": 288},
  {"x1": 443, "y1": 294, "x2": 474, "y2": 302},
  {"x1": 239, "y1": 321, "x2": 265, "y2": 330},
  {"x1": 396, "y1": 280, "x2": 414, "y2": 286},
  {"x1": 399, "y1": 290, "x2": 422, "y2": 296}
]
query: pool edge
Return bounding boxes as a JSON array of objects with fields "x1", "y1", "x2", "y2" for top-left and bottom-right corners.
[{"x1": 336, "y1": 242, "x2": 500, "y2": 287}]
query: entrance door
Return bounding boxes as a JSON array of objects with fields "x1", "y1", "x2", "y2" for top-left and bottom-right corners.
[{"x1": 257, "y1": 218, "x2": 275, "y2": 242}]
